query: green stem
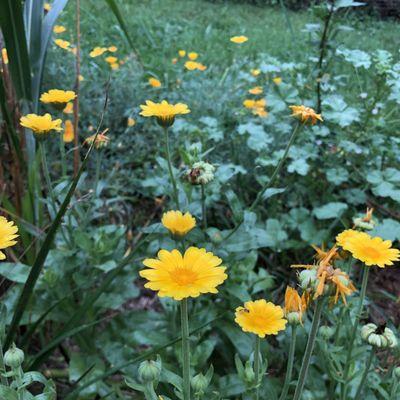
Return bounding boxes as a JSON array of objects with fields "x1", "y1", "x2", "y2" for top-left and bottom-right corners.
[
  {"x1": 354, "y1": 348, "x2": 374, "y2": 400},
  {"x1": 143, "y1": 382, "x2": 158, "y2": 400},
  {"x1": 341, "y1": 265, "x2": 370, "y2": 400},
  {"x1": 293, "y1": 298, "x2": 324, "y2": 400},
  {"x1": 254, "y1": 335, "x2": 261, "y2": 400},
  {"x1": 0, "y1": 340, "x2": 7, "y2": 386},
  {"x1": 40, "y1": 141, "x2": 57, "y2": 213},
  {"x1": 390, "y1": 378, "x2": 399, "y2": 400},
  {"x1": 279, "y1": 325, "x2": 297, "y2": 400},
  {"x1": 223, "y1": 122, "x2": 303, "y2": 242},
  {"x1": 180, "y1": 299, "x2": 190, "y2": 400},
  {"x1": 163, "y1": 127, "x2": 180, "y2": 209},
  {"x1": 59, "y1": 133, "x2": 67, "y2": 177},
  {"x1": 94, "y1": 150, "x2": 103, "y2": 196},
  {"x1": 201, "y1": 184, "x2": 207, "y2": 229}
]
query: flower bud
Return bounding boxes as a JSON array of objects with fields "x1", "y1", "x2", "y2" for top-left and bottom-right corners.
[
  {"x1": 394, "y1": 367, "x2": 400, "y2": 379},
  {"x1": 319, "y1": 325, "x2": 335, "y2": 340},
  {"x1": 298, "y1": 269, "x2": 317, "y2": 290},
  {"x1": 4, "y1": 344, "x2": 24, "y2": 368},
  {"x1": 138, "y1": 360, "x2": 161, "y2": 383},
  {"x1": 361, "y1": 323, "x2": 398, "y2": 348},
  {"x1": 191, "y1": 373, "x2": 208, "y2": 395},
  {"x1": 186, "y1": 161, "x2": 215, "y2": 185},
  {"x1": 352, "y1": 217, "x2": 375, "y2": 231},
  {"x1": 286, "y1": 312, "x2": 302, "y2": 325},
  {"x1": 244, "y1": 360, "x2": 255, "y2": 383}
]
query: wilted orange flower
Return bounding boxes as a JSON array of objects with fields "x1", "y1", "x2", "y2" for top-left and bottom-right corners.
[
  {"x1": 289, "y1": 105, "x2": 322, "y2": 125},
  {"x1": 284, "y1": 286, "x2": 306, "y2": 321},
  {"x1": 84, "y1": 130, "x2": 110, "y2": 149},
  {"x1": 1, "y1": 48, "x2": 8, "y2": 65},
  {"x1": 63, "y1": 103, "x2": 73, "y2": 114},
  {"x1": 63, "y1": 120, "x2": 74, "y2": 143}
]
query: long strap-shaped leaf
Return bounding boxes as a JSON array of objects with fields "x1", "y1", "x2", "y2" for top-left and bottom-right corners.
[
  {"x1": 4, "y1": 87, "x2": 110, "y2": 350},
  {"x1": 0, "y1": 0, "x2": 31, "y2": 100},
  {"x1": 64, "y1": 313, "x2": 227, "y2": 400}
]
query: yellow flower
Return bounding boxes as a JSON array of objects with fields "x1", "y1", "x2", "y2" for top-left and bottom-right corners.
[
  {"x1": 345, "y1": 233, "x2": 400, "y2": 268},
  {"x1": 110, "y1": 63, "x2": 119, "y2": 70},
  {"x1": 230, "y1": 35, "x2": 248, "y2": 44},
  {"x1": 178, "y1": 50, "x2": 186, "y2": 57},
  {"x1": 20, "y1": 113, "x2": 62, "y2": 135},
  {"x1": 148, "y1": 77, "x2": 161, "y2": 87},
  {"x1": 243, "y1": 98, "x2": 267, "y2": 117},
  {"x1": 140, "y1": 247, "x2": 227, "y2": 300},
  {"x1": 273, "y1": 77, "x2": 282, "y2": 85},
  {"x1": 235, "y1": 300, "x2": 287, "y2": 338},
  {"x1": 162, "y1": 211, "x2": 196, "y2": 236},
  {"x1": 140, "y1": 100, "x2": 190, "y2": 127},
  {"x1": 127, "y1": 117, "x2": 136, "y2": 127},
  {"x1": 289, "y1": 105, "x2": 323, "y2": 125},
  {"x1": 188, "y1": 52, "x2": 198, "y2": 60},
  {"x1": 63, "y1": 102, "x2": 74, "y2": 114},
  {"x1": 89, "y1": 47, "x2": 108, "y2": 57},
  {"x1": 54, "y1": 39, "x2": 70, "y2": 50},
  {"x1": 0, "y1": 216, "x2": 18, "y2": 260},
  {"x1": 79, "y1": 74, "x2": 84, "y2": 81},
  {"x1": 84, "y1": 131, "x2": 110, "y2": 148},
  {"x1": 251, "y1": 69, "x2": 260, "y2": 76},
  {"x1": 105, "y1": 56, "x2": 118, "y2": 64},
  {"x1": 63, "y1": 120, "x2": 74, "y2": 143},
  {"x1": 336, "y1": 229, "x2": 365, "y2": 250},
  {"x1": 40, "y1": 89, "x2": 76, "y2": 109},
  {"x1": 243, "y1": 99, "x2": 255, "y2": 109},
  {"x1": 253, "y1": 107, "x2": 268, "y2": 118},
  {"x1": 108, "y1": 46, "x2": 118, "y2": 52},
  {"x1": 184, "y1": 61, "x2": 207, "y2": 71},
  {"x1": 2, "y1": 48, "x2": 8, "y2": 65},
  {"x1": 44, "y1": 2, "x2": 51, "y2": 12},
  {"x1": 248, "y1": 86, "x2": 263, "y2": 95},
  {"x1": 53, "y1": 25, "x2": 66, "y2": 34}
]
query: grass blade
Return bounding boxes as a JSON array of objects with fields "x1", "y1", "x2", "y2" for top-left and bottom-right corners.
[{"x1": 0, "y1": 0, "x2": 32, "y2": 100}]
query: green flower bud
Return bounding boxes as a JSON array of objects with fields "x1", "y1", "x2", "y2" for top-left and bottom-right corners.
[
  {"x1": 244, "y1": 360, "x2": 255, "y2": 383},
  {"x1": 4, "y1": 343, "x2": 24, "y2": 368},
  {"x1": 361, "y1": 323, "x2": 398, "y2": 348},
  {"x1": 286, "y1": 312, "x2": 301, "y2": 325},
  {"x1": 394, "y1": 367, "x2": 400, "y2": 379},
  {"x1": 138, "y1": 360, "x2": 161, "y2": 383},
  {"x1": 319, "y1": 325, "x2": 335, "y2": 340},
  {"x1": 191, "y1": 373, "x2": 208, "y2": 395},
  {"x1": 298, "y1": 269, "x2": 317, "y2": 290},
  {"x1": 352, "y1": 217, "x2": 375, "y2": 231}
]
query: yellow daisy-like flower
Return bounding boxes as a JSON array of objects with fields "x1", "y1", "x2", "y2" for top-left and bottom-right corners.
[
  {"x1": 53, "y1": 25, "x2": 66, "y2": 34},
  {"x1": 140, "y1": 100, "x2": 190, "y2": 127},
  {"x1": 63, "y1": 120, "x2": 74, "y2": 143},
  {"x1": 336, "y1": 229, "x2": 366, "y2": 251},
  {"x1": 184, "y1": 61, "x2": 207, "y2": 71},
  {"x1": 188, "y1": 52, "x2": 198, "y2": 60},
  {"x1": 40, "y1": 89, "x2": 76, "y2": 110},
  {"x1": 127, "y1": 117, "x2": 136, "y2": 127},
  {"x1": 89, "y1": 47, "x2": 108, "y2": 57},
  {"x1": 140, "y1": 247, "x2": 227, "y2": 301},
  {"x1": 251, "y1": 69, "x2": 260, "y2": 76},
  {"x1": 20, "y1": 113, "x2": 62, "y2": 136},
  {"x1": 105, "y1": 56, "x2": 118, "y2": 64},
  {"x1": 230, "y1": 35, "x2": 248, "y2": 44},
  {"x1": 44, "y1": 2, "x2": 51, "y2": 12},
  {"x1": 289, "y1": 105, "x2": 323, "y2": 125},
  {"x1": 110, "y1": 63, "x2": 119, "y2": 70},
  {"x1": 2, "y1": 48, "x2": 9, "y2": 65},
  {"x1": 248, "y1": 86, "x2": 263, "y2": 95},
  {"x1": 345, "y1": 233, "x2": 400, "y2": 268},
  {"x1": 84, "y1": 132, "x2": 110, "y2": 149},
  {"x1": 273, "y1": 77, "x2": 282, "y2": 85},
  {"x1": 0, "y1": 216, "x2": 19, "y2": 260},
  {"x1": 54, "y1": 39, "x2": 70, "y2": 50},
  {"x1": 148, "y1": 77, "x2": 161, "y2": 87},
  {"x1": 108, "y1": 46, "x2": 118, "y2": 52},
  {"x1": 178, "y1": 50, "x2": 186, "y2": 57},
  {"x1": 235, "y1": 300, "x2": 287, "y2": 338},
  {"x1": 162, "y1": 210, "x2": 196, "y2": 236},
  {"x1": 63, "y1": 102, "x2": 73, "y2": 114}
]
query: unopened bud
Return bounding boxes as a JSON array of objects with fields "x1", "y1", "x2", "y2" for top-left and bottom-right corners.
[
  {"x1": 4, "y1": 344, "x2": 24, "y2": 368},
  {"x1": 138, "y1": 360, "x2": 161, "y2": 383},
  {"x1": 298, "y1": 269, "x2": 317, "y2": 290},
  {"x1": 191, "y1": 373, "x2": 208, "y2": 395},
  {"x1": 286, "y1": 312, "x2": 302, "y2": 325},
  {"x1": 244, "y1": 360, "x2": 255, "y2": 383},
  {"x1": 319, "y1": 325, "x2": 335, "y2": 340}
]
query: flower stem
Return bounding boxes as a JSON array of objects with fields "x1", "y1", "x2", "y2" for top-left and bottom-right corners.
[
  {"x1": 279, "y1": 325, "x2": 297, "y2": 400},
  {"x1": 40, "y1": 141, "x2": 57, "y2": 212},
  {"x1": 180, "y1": 299, "x2": 191, "y2": 400},
  {"x1": 163, "y1": 127, "x2": 180, "y2": 209},
  {"x1": 341, "y1": 265, "x2": 370, "y2": 400},
  {"x1": 293, "y1": 298, "x2": 324, "y2": 400},
  {"x1": 254, "y1": 335, "x2": 261, "y2": 400},
  {"x1": 59, "y1": 134, "x2": 67, "y2": 177},
  {"x1": 201, "y1": 184, "x2": 207, "y2": 229},
  {"x1": 354, "y1": 348, "x2": 374, "y2": 400},
  {"x1": 223, "y1": 122, "x2": 302, "y2": 242}
]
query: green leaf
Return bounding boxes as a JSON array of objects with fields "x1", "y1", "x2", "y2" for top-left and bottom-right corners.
[
  {"x1": 0, "y1": 0, "x2": 31, "y2": 99},
  {"x1": 313, "y1": 202, "x2": 348, "y2": 220},
  {"x1": 0, "y1": 262, "x2": 30, "y2": 283}
]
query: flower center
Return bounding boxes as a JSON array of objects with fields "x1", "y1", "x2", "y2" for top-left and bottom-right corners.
[
  {"x1": 171, "y1": 268, "x2": 198, "y2": 286},
  {"x1": 362, "y1": 246, "x2": 381, "y2": 259}
]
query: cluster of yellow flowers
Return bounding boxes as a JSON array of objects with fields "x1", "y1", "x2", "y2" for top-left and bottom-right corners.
[
  {"x1": 89, "y1": 46, "x2": 120, "y2": 69},
  {"x1": 173, "y1": 50, "x2": 207, "y2": 71},
  {"x1": 243, "y1": 98, "x2": 268, "y2": 118}
]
